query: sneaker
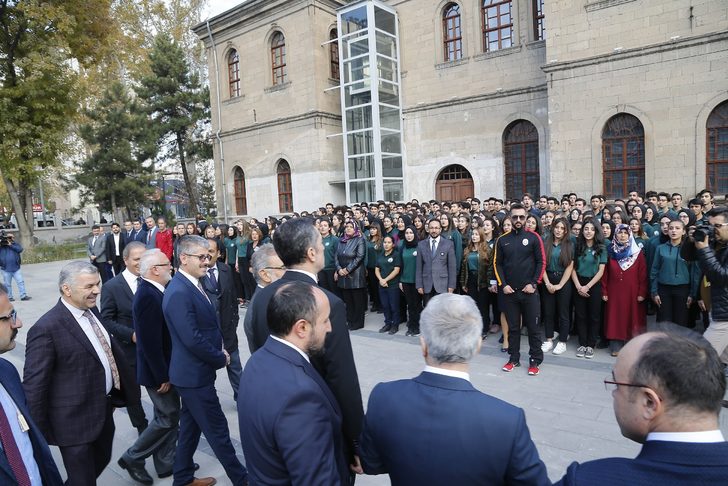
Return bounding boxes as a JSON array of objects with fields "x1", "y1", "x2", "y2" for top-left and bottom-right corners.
[
  {"x1": 412, "y1": 329, "x2": 421, "y2": 337},
  {"x1": 378, "y1": 325, "x2": 391, "y2": 333},
  {"x1": 553, "y1": 342, "x2": 567, "y2": 355},
  {"x1": 541, "y1": 340, "x2": 554, "y2": 353},
  {"x1": 576, "y1": 346, "x2": 586, "y2": 358},
  {"x1": 8, "y1": 298, "x2": 13, "y2": 302},
  {"x1": 585, "y1": 347, "x2": 594, "y2": 359},
  {"x1": 405, "y1": 330, "x2": 413, "y2": 337},
  {"x1": 528, "y1": 364, "x2": 540, "y2": 376},
  {"x1": 20, "y1": 296, "x2": 31, "y2": 301},
  {"x1": 502, "y1": 361, "x2": 520, "y2": 372}
]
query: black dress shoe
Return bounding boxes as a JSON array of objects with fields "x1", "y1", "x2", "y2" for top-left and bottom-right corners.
[
  {"x1": 388, "y1": 326, "x2": 399, "y2": 335},
  {"x1": 378, "y1": 325, "x2": 391, "y2": 333},
  {"x1": 118, "y1": 457, "x2": 153, "y2": 485},
  {"x1": 158, "y1": 462, "x2": 200, "y2": 479}
]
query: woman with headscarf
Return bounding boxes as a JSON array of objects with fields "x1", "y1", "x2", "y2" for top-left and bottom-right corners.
[
  {"x1": 398, "y1": 225, "x2": 422, "y2": 336},
  {"x1": 643, "y1": 202, "x2": 660, "y2": 237},
  {"x1": 602, "y1": 224, "x2": 648, "y2": 356},
  {"x1": 335, "y1": 220, "x2": 367, "y2": 330}
]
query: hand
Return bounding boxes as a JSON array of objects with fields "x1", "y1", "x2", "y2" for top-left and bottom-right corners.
[
  {"x1": 652, "y1": 295, "x2": 661, "y2": 306},
  {"x1": 637, "y1": 296, "x2": 645, "y2": 302},
  {"x1": 503, "y1": 285, "x2": 515, "y2": 294},
  {"x1": 379, "y1": 279, "x2": 387, "y2": 287},
  {"x1": 462, "y1": 286, "x2": 468, "y2": 293},
  {"x1": 447, "y1": 288, "x2": 454, "y2": 293},
  {"x1": 398, "y1": 283, "x2": 403, "y2": 292},
  {"x1": 686, "y1": 297, "x2": 693, "y2": 307},
  {"x1": 602, "y1": 295, "x2": 608, "y2": 302},
  {"x1": 488, "y1": 284, "x2": 497, "y2": 293},
  {"x1": 131, "y1": 332, "x2": 136, "y2": 343},
  {"x1": 698, "y1": 300, "x2": 707, "y2": 312},
  {"x1": 90, "y1": 255, "x2": 96, "y2": 261},
  {"x1": 695, "y1": 233, "x2": 710, "y2": 250},
  {"x1": 546, "y1": 283, "x2": 555, "y2": 294},
  {"x1": 350, "y1": 455, "x2": 363, "y2": 475},
  {"x1": 157, "y1": 382, "x2": 171, "y2": 394},
  {"x1": 235, "y1": 264, "x2": 239, "y2": 272},
  {"x1": 578, "y1": 286, "x2": 590, "y2": 298},
  {"x1": 522, "y1": 284, "x2": 536, "y2": 294},
  {"x1": 223, "y1": 349, "x2": 231, "y2": 366},
  {"x1": 333, "y1": 272, "x2": 338, "y2": 282},
  {"x1": 417, "y1": 288, "x2": 424, "y2": 295}
]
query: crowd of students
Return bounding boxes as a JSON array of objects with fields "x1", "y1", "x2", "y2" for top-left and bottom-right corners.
[{"x1": 197, "y1": 188, "x2": 723, "y2": 360}]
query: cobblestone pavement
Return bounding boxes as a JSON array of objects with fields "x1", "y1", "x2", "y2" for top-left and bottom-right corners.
[{"x1": 5, "y1": 259, "x2": 727, "y2": 485}]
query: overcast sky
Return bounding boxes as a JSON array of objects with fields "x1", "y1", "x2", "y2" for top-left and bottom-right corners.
[{"x1": 204, "y1": 0, "x2": 246, "y2": 19}]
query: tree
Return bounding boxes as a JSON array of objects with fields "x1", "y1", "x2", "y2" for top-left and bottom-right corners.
[
  {"x1": 138, "y1": 33, "x2": 210, "y2": 217},
  {"x1": 197, "y1": 160, "x2": 216, "y2": 216},
  {"x1": 76, "y1": 82, "x2": 155, "y2": 221},
  {"x1": 0, "y1": 0, "x2": 113, "y2": 245}
]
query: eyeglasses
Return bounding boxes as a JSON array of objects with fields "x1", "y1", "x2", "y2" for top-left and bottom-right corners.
[
  {"x1": 512, "y1": 215, "x2": 527, "y2": 220},
  {"x1": 604, "y1": 376, "x2": 662, "y2": 401},
  {"x1": 184, "y1": 253, "x2": 212, "y2": 261},
  {"x1": 264, "y1": 266, "x2": 285, "y2": 271},
  {"x1": 153, "y1": 262, "x2": 171, "y2": 268},
  {"x1": 0, "y1": 309, "x2": 16, "y2": 325}
]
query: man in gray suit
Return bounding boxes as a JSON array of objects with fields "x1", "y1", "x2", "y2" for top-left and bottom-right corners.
[
  {"x1": 416, "y1": 218, "x2": 456, "y2": 307},
  {"x1": 88, "y1": 224, "x2": 110, "y2": 283},
  {"x1": 144, "y1": 216, "x2": 158, "y2": 249}
]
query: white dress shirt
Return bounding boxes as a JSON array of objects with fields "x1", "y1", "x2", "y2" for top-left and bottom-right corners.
[
  {"x1": 287, "y1": 268, "x2": 318, "y2": 283},
  {"x1": 646, "y1": 430, "x2": 725, "y2": 443},
  {"x1": 142, "y1": 277, "x2": 166, "y2": 293},
  {"x1": 60, "y1": 299, "x2": 113, "y2": 394},
  {"x1": 122, "y1": 268, "x2": 139, "y2": 294},
  {"x1": 423, "y1": 365, "x2": 470, "y2": 382},
  {"x1": 271, "y1": 335, "x2": 310, "y2": 363},
  {"x1": 429, "y1": 236, "x2": 441, "y2": 253},
  {"x1": 113, "y1": 233, "x2": 121, "y2": 256}
]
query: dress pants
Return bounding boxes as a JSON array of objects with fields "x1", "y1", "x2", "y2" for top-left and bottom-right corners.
[
  {"x1": 466, "y1": 272, "x2": 491, "y2": 333},
  {"x1": 656, "y1": 283, "x2": 690, "y2": 327},
  {"x1": 341, "y1": 287, "x2": 367, "y2": 330},
  {"x1": 422, "y1": 290, "x2": 440, "y2": 307},
  {"x1": 122, "y1": 387, "x2": 180, "y2": 475},
  {"x1": 174, "y1": 383, "x2": 247, "y2": 486},
  {"x1": 92, "y1": 261, "x2": 110, "y2": 283},
  {"x1": 59, "y1": 399, "x2": 115, "y2": 486},
  {"x1": 229, "y1": 263, "x2": 243, "y2": 300},
  {"x1": 574, "y1": 277, "x2": 602, "y2": 348},
  {"x1": 365, "y1": 269, "x2": 381, "y2": 310},
  {"x1": 226, "y1": 349, "x2": 243, "y2": 401},
  {"x1": 503, "y1": 290, "x2": 543, "y2": 365},
  {"x1": 110, "y1": 255, "x2": 124, "y2": 276},
  {"x1": 401, "y1": 283, "x2": 422, "y2": 332},
  {"x1": 318, "y1": 269, "x2": 342, "y2": 298},
  {"x1": 378, "y1": 285, "x2": 400, "y2": 327}
]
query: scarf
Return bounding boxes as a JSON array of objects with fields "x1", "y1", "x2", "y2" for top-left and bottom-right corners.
[
  {"x1": 340, "y1": 223, "x2": 362, "y2": 243},
  {"x1": 610, "y1": 224, "x2": 641, "y2": 270},
  {"x1": 403, "y1": 225, "x2": 419, "y2": 248}
]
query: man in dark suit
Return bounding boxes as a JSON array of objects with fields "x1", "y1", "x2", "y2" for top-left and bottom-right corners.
[
  {"x1": 202, "y1": 238, "x2": 243, "y2": 401},
  {"x1": 247, "y1": 219, "x2": 364, "y2": 479},
  {"x1": 243, "y1": 243, "x2": 285, "y2": 354},
  {"x1": 105, "y1": 222, "x2": 126, "y2": 276},
  {"x1": 23, "y1": 261, "x2": 140, "y2": 485},
  {"x1": 240, "y1": 281, "x2": 350, "y2": 484},
  {"x1": 131, "y1": 220, "x2": 147, "y2": 243},
  {"x1": 0, "y1": 283, "x2": 63, "y2": 485},
  {"x1": 122, "y1": 220, "x2": 134, "y2": 245},
  {"x1": 144, "y1": 216, "x2": 158, "y2": 249},
  {"x1": 100, "y1": 241, "x2": 148, "y2": 435},
  {"x1": 556, "y1": 327, "x2": 728, "y2": 485},
  {"x1": 163, "y1": 235, "x2": 247, "y2": 486},
  {"x1": 119, "y1": 248, "x2": 179, "y2": 484},
  {"x1": 88, "y1": 224, "x2": 109, "y2": 282},
  {"x1": 415, "y1": 218, "x2": 456, "y2": 306},
  {"x1": 359, "y1": 293, "x2": 548, "y2": 485}
]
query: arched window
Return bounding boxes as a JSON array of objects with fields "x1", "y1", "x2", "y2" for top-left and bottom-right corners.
[
  {"x1": 533, "y1": 0, "x2": 545, "y2": 41},
  {"x1": 277, "y1": 160, "x2": 293, "y2": 213},
  {"x1": 707, "y1": 101, "x2": 728, "y2": 194},
  {"x1": 443, "y1": 4, "x2": 462, "y2": 62},
  {"x1": 436, "y1": 164, "x2": 474, "y2": 201},
  {"x1": 602, "y1": 114, "x2": 645, "y2": 199},
  {"x1": 482, "y1": 0, "x2": 513, "y2": 52},
  {"x1": 271, "y1": 32, "x2": 287, "y2": 85},
  {"x1": 503, "y1": 120, "x2": 539, "y2": 200},
  {"x1": 233, "y1": 167, "x2": 247, "y2": 215},
  {"x1": 228, "y1": 50, "x2": 240, "y2": 98},
  {"x1": 329, "y1": 29, "x2": 340, "y2": 80}
]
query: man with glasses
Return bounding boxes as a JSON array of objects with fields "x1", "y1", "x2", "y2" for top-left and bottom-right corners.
[
  {"x1": 243, "y1": 243, "x2": 285, "y2": 353},
  {"x1": 163, "y1": 235, "x2": 247, "y2": 486},
  {"x1": 695, "y1": 207, "x2": 728, "y2": 372},
  {"x1": 494, "y1": 203, "x2": 546, "y2": 376},
  {"x1": 556, "y1": 327, "x2": 728, "y2": 484},
  {"x1": 0, "y1": 284, "x2": 63, "y2": 485}
]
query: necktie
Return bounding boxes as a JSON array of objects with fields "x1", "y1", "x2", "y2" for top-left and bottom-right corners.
[
  {"x1": 83, "y1": 310, "x2": 121, "y2": 390},
  {"x1": 0, "y1": 403, "x2": 30, "y2": 486},
  {"x1": 431, "y1": 238, "x2": 437, "y2": 257},
  {"x1": 208, "y1": 268, "x2": 218, "y2": 291},
  {"x1": 197, "y1": 280, "x2": 211, "y2": 303},
  {"x1": 146, "y1": 230, "x2": 151, "y2": 244}
]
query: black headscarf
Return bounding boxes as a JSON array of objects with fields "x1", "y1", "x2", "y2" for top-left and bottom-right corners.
[{"x1": 403, "y1": 225, "x2": 418, "y2": 249}]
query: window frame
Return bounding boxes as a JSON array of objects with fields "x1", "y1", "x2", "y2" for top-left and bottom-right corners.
[
  {"x1": 271, "y1": 32, "x2": 287, "y2": 86},
  {"x1": 330, "y1": 29, "x2": 340, "y2": 80},
  {"x1": 233, "y1": 167, "x2": 247, "y2": 215},
  {"x1": 706, "y1": 101, "x2": 728, "y2": 194},
  {"x1": 503, "y1": 120, "x2": 540, "y2": 200},
  {"x1": 601, "y1": 114, "x2": 646, "y2": 199},
  {"x1": 276, "y1": 160, "x2": 293, "y2": 213},
  {"x1": 481, "y1": 0, "x2": 513, "y2": 53},
  {"x1": 533, "y1": 0, "x2": 545, "y2": 41},
  {"x1": 228, "y1": 49, "x2": 241, "y2": 98},
  {"x1": 443, "y1": 3, "x2": 463, "y2": 62}
]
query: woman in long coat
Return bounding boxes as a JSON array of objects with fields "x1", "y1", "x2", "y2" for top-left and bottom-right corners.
[
  {"x1": 602, "y1": 224, "x2": 648, "y2": 356},
  {"x1": 336, "y1": 220, "x2": 367, "y2": 330}
]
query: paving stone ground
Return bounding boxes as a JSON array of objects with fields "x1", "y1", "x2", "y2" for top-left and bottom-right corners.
[{"x1": 5, "y1": 259, "x2": 727, "y2": 485}]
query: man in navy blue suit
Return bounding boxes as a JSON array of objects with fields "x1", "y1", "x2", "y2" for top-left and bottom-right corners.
[
  {"x1": 0, "y1": 283, "x2": 63, "y2": 485},
  {"x1": 163, "y1": 235, "x2": 247, "y2": 486},
  {"x1": 359, "y1": 293, "x2": 549, "y2": 485},
  {"x1": 239, "y1": 280, "x2": 350, "y2": 484},
  {"x1": 556, "y1": 326, "x2": 728, "y2": 485}
]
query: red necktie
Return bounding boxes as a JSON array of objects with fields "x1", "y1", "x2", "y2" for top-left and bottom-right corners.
[{"x1": 0, "y1": 404, "x2": 31, "y2": 486}]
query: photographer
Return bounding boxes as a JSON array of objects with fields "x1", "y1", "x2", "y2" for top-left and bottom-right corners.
[
  {"x1": 694, "y1": 206, "x2": 728, "y2": 369},
  {"x1": 0, "y1": 232, "x2": 30, "y2": 301}
]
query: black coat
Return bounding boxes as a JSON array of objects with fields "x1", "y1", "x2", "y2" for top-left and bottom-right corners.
[
  {"x1": 105, "y1": 232, "x2": 126, "y2": 260},
  {"x1": 100, "y1": 272, "x2": 136, "y2": 364},
  {"x1": 247, "y1": 270, "x2": 364, "y2": 460},
  {"x1": 133, "y1": 278, "x2": 172, "y2": 388},
  {"x1": 203, "y1": 262, "x2": 239, "y2": 353},
  {"x1": 697, "y1": 245, "x2": 728, "y2": 321},
  {"x1": 335, "y1": 236, "x2": 367, "y2": 289}
]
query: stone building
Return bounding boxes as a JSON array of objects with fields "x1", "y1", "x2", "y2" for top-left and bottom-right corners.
[{"x1": 193, "y1": 0, "x2": 728, "y2": 219}]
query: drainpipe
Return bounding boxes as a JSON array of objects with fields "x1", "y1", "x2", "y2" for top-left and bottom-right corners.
[{"x1": 206, "y1": 20, "x2": 229, "y2": 224}]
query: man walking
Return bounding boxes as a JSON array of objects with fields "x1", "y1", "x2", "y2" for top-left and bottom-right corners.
[
  {"x1": 494, "y1": 203, "x2": 546, "y2": 376},
  {"x1": 105, "y1": 222, "x2": 126, "y2": 276},
  {"x1": 415, "y1": 218, "x2": 456, "y2": 306},
  {"x1": 0, "y1": 233, "x2": 30, "y2": 301},
  {"x1": 88, "y1": 224, "x2": 110, "y2": 283}
]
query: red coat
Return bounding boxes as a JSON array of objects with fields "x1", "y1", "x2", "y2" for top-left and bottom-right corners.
[
  {"x1": 155, "y1": 229, "x2": 174, "y2": 261},
  {"x1": 602, "y1": 252, "x2": 648, "y2": 342}
]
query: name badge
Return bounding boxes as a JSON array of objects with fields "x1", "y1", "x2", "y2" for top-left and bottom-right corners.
[
  {"x1": 522, "y1": 238, "x2": 529, "y2": 246},
  {"x1": 440, "y1": 252, "x2": 445, "y2": 256},
  {"x1": 325, "y1": 242, "x2": 330, "y2": 246},
  {"x1": 387, "y1": 257, "x2": 393, "y2": 263},
  {"x1": 413, "y1": 251, "x2": 417, "y2": 256}
]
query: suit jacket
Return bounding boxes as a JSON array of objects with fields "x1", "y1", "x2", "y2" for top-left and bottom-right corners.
[
  {"x1": 555, "y1": 440, "x2": 728, "y2": 486},
  {"x1": 22, "y1": 300, "x2": 140, "y2": 446},
  {"x1": 145, "y1": 226, "x2": 158, "y2": 249},
  {"x1": 162, "y1": 272, "x2": 226, "y2": 388},
  {"x1": 247, "y1": 270, "x2": 364, "y2": 460},
  {"x1": 130, "y1": 228, "x2": 147, "y2": 243},
  {"x1": 133, "y1": 279, "x2": 172, "y2": 388},
  {"x1": 415, "y1": 237, "x2": 457, "y2": 293},
  {"x1": 238, "y1": 337, "x2": 349, "y2": 485},
  {"x1": 359, "y1": 371, "x2": 549, "y2": 486},
  {"x1": 203, "y1": 262, "x2": 239, "y2": 353},
  {"x1": 88, "y1": 233, "x2": 107, "y2": 263},
  {"x1": 100, "y1": 272, "x2": 136, "y2": 363},
  {"x1": 0, "y1": 358, "x2": 63, "y2": 486},
  {"x1": 105, "y1": 232, "x2": 126, "y2": 262}
]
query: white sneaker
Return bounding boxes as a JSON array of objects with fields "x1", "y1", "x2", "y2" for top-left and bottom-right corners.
[
  {"x1": 576, "y1": 346, "x2": 586, "y2": 358},
  {"x1": 541, "y1": 340, "x2": 554, "y2": 353},
  {"x1": 553, "y1": 342, "x2": 567, "y2": 355}
]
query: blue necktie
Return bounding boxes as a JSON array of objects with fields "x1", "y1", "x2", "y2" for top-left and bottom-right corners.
[{"x1": 208, "y1": 268, "x2": 218, "y2": 291}]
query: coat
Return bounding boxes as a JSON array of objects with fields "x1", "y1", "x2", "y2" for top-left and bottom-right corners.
[
  {"x1": 335, "y1": 236, "x2": 367, "y2": 289},
  {"x1": 602, "y1": 253, "x2": 648, "y2": 342}
]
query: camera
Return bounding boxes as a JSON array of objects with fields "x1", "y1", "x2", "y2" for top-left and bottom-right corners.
[
  {"x1": 693, "y1": 224, "x2": 715, "y2": 242},
  {"x1": 0, "y1": 231, "x2": 10, "y2": 246},
  {"x1": 681, "y1": 224, "x2": 716, "y2": 262}
]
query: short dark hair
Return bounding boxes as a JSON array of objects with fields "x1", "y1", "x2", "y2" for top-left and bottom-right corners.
[
  {"x1": 206, "y1": 237, "x2": 219, "y2": 251},
  {"x1": 111, "y1": 222, "x2": 120, "y2": 228},
  {"x1": 273, "y1": 218, "x2": 319, "y2": 267},
  {"x1": 92, "y1": 224, "x2": 101, "y2": 230},
  {"x1": 509, "y1": 203, "x2": 526, "y2": 214},
  {"x1": 657, "y1": 192, "x2": 670, "y2": 200},
  {"x1": 267, "y1": 281, "x2": 319, "y2": 337},
  {"x1": 632, "y1": 326, "x2": 726, "y2": 415}
]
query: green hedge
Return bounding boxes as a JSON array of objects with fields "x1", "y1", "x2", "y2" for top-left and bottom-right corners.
[{"x1": 22, "y1": 242, "x2": 88, "y2": 264}]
